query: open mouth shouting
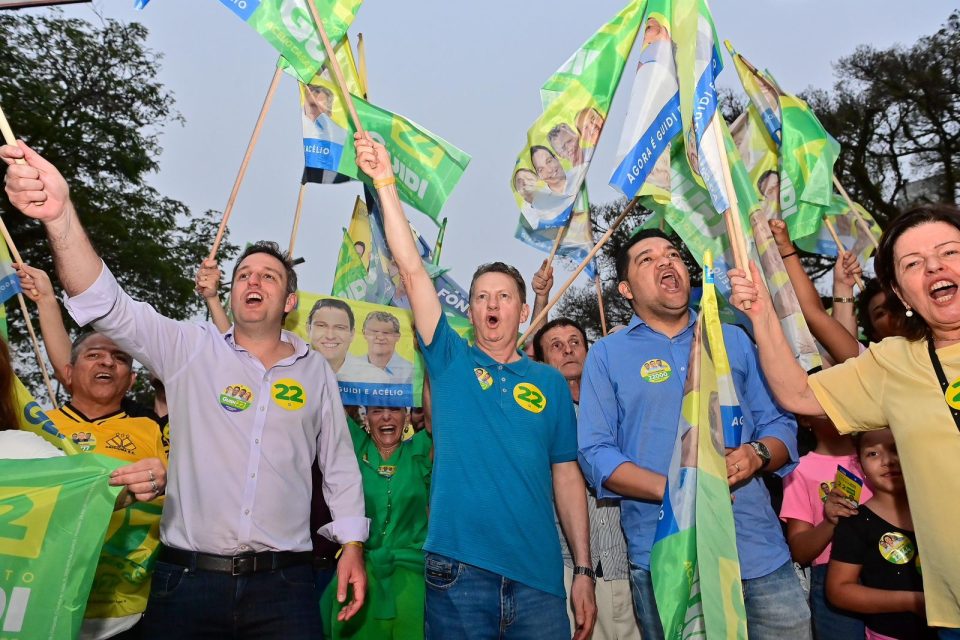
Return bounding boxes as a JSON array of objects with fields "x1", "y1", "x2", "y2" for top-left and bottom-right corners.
[
  {"x1": 929, "y1": 279, "x2": 958, "y2": 305},
  {"x1": 244, "y1": 291, "x2": 264, "y2": 307},
  {"x1": 93, "y1": 371, "x2": 115, "y2": 383},
  {"x1": 659, "y1": 268, "x2": 682, "y2": 294},
  {"x1": 485, "y1": 313, "x2": 500, "y2": 330}
]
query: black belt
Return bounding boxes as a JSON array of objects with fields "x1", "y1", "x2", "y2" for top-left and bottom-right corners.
[{"x1": 159, "y1": 546, "x2": 313, "y2": 576}]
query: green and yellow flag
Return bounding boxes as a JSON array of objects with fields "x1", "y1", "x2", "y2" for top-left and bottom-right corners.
[
  {"x1": 0, "y1": 454, "x2": 123, "y2": 639},
  {"x1": 332, "y1": 227, "x2": 370, "y2": 301},
  {"x1": 650, "y1": 251, "x2": 747, "y2": 639},
  {"x1": 217, "y1": 0, "x2": 364, "y2": 83}
]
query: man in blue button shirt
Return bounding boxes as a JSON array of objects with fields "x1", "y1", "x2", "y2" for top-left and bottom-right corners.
[
  {"x1": 578, "y1": 229, "x2": 811, "y2": 640},
  {"x1": 355, "y1": 135, "x2": 597, "y2": 640}
]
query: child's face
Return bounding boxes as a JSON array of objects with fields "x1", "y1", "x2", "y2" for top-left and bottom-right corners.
[{"x1": 858, "y1": 429, "x2": 904, "y2": 494}]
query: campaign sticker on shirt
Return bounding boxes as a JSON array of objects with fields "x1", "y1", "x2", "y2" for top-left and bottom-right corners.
[
  {"x1": 878, "y1": 532, "x2": 915, "y2": 565},
  {"x1": 71, "y1": 431, "x2": 97, "y2": 453},
  {"x1": 640, "y1": 358, "x2": 672, "y2": 384},
  {"x1": 219, "y1": 384, "x2": 253, "y2": 413},
  {"x1": 513, "y1": 383, "x2": 546, "y2": 414},
  {"x1": 377, "y1": 464, "x2": 396, "y2": 478},
  {"x1": 945, "y1": 376, "x2": 960, "y2": 410},
  {"x1": 474, "y1": 367, "x2": 493, "y2": 391},
  {"x1": 272, "y1": 378, "x2": 307, "y2": 411}
]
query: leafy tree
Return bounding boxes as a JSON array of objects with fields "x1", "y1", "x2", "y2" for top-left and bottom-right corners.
[{"x1": 0, "y1": 11, "x2": 238, "y2": 399}]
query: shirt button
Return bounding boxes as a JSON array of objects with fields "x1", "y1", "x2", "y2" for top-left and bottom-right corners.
[
  {"x1": 250, "y1": 473, "x2": 256, "y2": 479},
  {"x1": 501, "y1": 377, "x2": 506, "y2": 382},
  {"x1": 259, "y1": 406, "x2": 265, "y2": 412},
  {"x1": 498, "y1": 365, "x2": 503, "y2": 370},
  {"x1": 240, "y1": 544, "x2": 249, "y2": 551},
  {"x1": 603, "y1": 551, "x2": 609, "y2": 557},
  {"x1": 255, "y1": 439, "x2": 260, "y2": 444},
  {"x1": 600, "y1": 519, "x2": 605, "y2": 525},
  {"x1": 244, "y1": 509, "x2": 250, "y2": 515}
]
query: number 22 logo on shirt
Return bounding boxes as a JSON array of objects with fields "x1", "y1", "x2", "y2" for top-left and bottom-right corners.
[
  {"x1": 513, "y1": 383, "x2": 546, "y2": 414},
  {"x1": 272, "y1": 378, "x2": 307, "y2": 411}
]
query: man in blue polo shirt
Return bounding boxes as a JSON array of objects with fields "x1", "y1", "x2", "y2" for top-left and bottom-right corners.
[
  {"x1": 354, "y1": 134, "x2": 597, "y2": 639},
  {"x1": 578, "y1": 229, "x2": 811, "y2": 640}
]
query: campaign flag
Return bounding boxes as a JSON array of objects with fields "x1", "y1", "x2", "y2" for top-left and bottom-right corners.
[
  {"x1": 286, "y1": 293, "x2": 423, "y2": 407},
  {"x1": 0, "y1": 454, "x2": 124, "y2": 639},
  {"x1": 217, "y1": 0, "x2": 363, "y2": 83},
  {"x1": 0, "y1": 242, "x2": 22, "y2": 339},
  {"x1": 297, "y1": 59, "x2": 470, "y2": 222},
  {"x1": 729, "y1": 109, "x2": 823, "y2": 372},
  {"x1": 332, "y1": 228, "x2": 370, "y2": 300},
  {"x1": 513, "y1": 0, "x2": 646, "y2": 231},
  {"x1": 650, "y1": 251, "x2": 747, "y2": 639},
  {"x1": 795, "y1": 196, "x2": 882, "y2": 265},
  {"x1": 726, "y1": 41, "x2": 841, "y2": 245},
  {"x1": 515, "y1": 187, "x2": 598, "y2": 279},
  {"x1": 134, "y1": 0, "x2": 151, "y2": 8},
  {"x1": 12, "y1": 376, "x2": 80, "y2": 455}
]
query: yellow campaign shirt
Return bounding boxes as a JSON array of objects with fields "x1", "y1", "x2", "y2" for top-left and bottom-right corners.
[
  {"x1": 48, "y1": 404, "x2": 167, "y2": 626},
  {"x1": 809, "y1": 337, "x2": 960, "y2": 628}
]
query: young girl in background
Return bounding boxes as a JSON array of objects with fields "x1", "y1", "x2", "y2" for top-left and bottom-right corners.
[
  {"x1": 827, "y1": 429, "x2": 934, "y2": 639},
  {"x1": 781, "y1": 414, "x2": 871, "y2": 638}
]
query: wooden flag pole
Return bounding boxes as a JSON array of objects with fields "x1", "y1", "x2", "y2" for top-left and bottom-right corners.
[
  {"x1": 545, "y1": 218, "x2": 570, "y2": 266},
  {"x1": 822, "y1": 216, "x2": 865, "y2": 290},
  {"x1": 288, "y1": 183, "x2": 308, "y2": 257},
  {"x1": 832, "y1": 176, "x2": 880, "y2": 250},
  {"x1": 518, "y1": 198, "x2": 639, "y2": 348},
  {"x1": 208, "y1": 66, "x2": 282, "y2": 260},
  {"x1": 356, "y1": 33, "x2": 369, "y2": 99},
  {"x1": 594, "y1": 273, "x2": 608, "y2": 336},
  {"x1": 710, "y1": 114, "x2": 753, "y2": 309},
  {"x1": 305, "y1": 0, "x2": 365, "y2": 136},
  {"x1": 0, "y1": 104, "x2": 62, "y2": 407}
]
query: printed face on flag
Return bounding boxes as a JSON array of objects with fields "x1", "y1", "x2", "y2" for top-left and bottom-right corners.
[{"x1": 287, "y1": 293, "x2": 423, "y2": 407}]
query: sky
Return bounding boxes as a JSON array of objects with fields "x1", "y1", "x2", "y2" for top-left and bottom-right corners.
[{"x1": 14, "y1": 0, "x2": 955, "y2": 310}]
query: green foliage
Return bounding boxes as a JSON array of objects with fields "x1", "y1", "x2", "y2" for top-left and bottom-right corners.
[{"x1": 0, "y1": 11, "x2": 237, "y2": 397}]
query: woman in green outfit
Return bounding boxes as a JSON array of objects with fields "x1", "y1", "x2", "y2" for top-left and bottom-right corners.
[{"x1": 322, "y1": 405, "x2": 432, "y2": 639}]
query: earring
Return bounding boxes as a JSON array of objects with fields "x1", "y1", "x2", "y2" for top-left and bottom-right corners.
[{"x1": 905, "y1": 307, "x2": 914, "y2": 318}]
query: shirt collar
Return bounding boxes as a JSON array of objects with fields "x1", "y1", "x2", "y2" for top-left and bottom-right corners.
[
  {"x1": 470, "y1": 343, "x2": 531, "y2": 376},
  {"x1": 223, "y1": 325, "x2": 310, "y2": 362},
  {"x1": 626, "y1": 308, "x2": 698, "y2": 338}
]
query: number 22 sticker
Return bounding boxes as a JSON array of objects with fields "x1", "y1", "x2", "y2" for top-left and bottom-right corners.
[{"x1": 272, "y1": 378, "x2": 307, "y2": 411}]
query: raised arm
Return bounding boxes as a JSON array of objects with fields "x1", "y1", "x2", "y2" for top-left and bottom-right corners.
[
  {"x1": 831, "y1": 251, "x2": 862, "y2": 340},
  {"x1": 353, "y1": 134, "x2": 441, "y2": 343},
  {"x1": 728, "y1": 262, "x2": 826, "y2": 416},
  {"x1": 2, "y1": 142, "x2": 103, "y2": 295},
  {"x1": 15, "y1": 263, "x2": 72, "y2": 385},
  {"x1": 769, "y1": 220, "x2": 861, "y2": 363},
  {"x1": 196, "y1": 258, "x2": 231, "y2": 333}
]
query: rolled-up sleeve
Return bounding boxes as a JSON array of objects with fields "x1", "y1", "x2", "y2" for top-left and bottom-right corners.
[
  {"x1": 315, "y1": 362, "x2": 370, "y2": 544},
  {"x1": 63, "y1": 261, "x2": 203, "y2": 381},
  {"x1": 731, "y1": 327, "x2": 799, "y2": 478},
  {"x1": 577, "y1": 342, "x2": 630, "y2": 498}
]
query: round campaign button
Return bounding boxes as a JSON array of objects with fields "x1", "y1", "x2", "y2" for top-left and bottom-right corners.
[
  {"x1": 640, "y1": 358, "x2": 672, "y2": 384},
  {"x1": 272, "y1": 378, "x2": 307, "y2": 411},
  {"x1": 878, "y1": 532, "x2": 915, "y2": 565},
  {"x1": 220, "y1": 384, "x2": 253, "y2": 413},
  {"x1": 513, "y1": 382, "x2": 547, "y2": 414}
]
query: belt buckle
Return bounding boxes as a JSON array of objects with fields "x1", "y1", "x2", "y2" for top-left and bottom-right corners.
[{"x1": 231, "y1": 555, "x2": 254, "y2": 576}]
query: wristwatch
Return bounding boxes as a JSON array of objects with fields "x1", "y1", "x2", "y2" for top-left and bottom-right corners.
[
  {"x1": 747, "y1": 440, "x2": 771, "y2": 470},
  {"x1": 572, "y1": 565, "x2": 596, "y2": 581}
]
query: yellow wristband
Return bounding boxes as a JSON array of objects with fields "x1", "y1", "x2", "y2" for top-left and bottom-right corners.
[
  {"x1": 335, "y1": 541, "x2": 364, "y2": 559},
  {"x1": 373, "y1": 177, "x2": 396, "y2": 190}
]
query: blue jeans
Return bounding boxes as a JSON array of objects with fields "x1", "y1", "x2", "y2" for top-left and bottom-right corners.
[
  {"x1": 630, "y1": 560, "x2": 812, "y2": 640},
  {"x1": 140, "y1": 560, "x2": 322, "y2": 639},
  {"x1": 940, "y1": 629, "x2": 960, "y2": 639},
  {"x1": 809, "y1": 563, "x2": 864, "y2": 639},
  {"x1": 424, "y1": 552, "x2": 568, "y2": 639}
]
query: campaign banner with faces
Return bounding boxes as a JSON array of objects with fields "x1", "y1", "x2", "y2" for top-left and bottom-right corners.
[
  {"x1": 510, "y1": 1, "x2": 644, "y2": 234},
  {"x1": 286, "y1": 292, "x2": 423, "y2": 408}
]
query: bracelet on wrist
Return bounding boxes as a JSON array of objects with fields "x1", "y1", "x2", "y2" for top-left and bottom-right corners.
[
  {"x1": 779, "y1": 250, "x2": 798, "y2": 260},
  {"x1": 335, "y1": 541, "x2": 364, "y2": 559},
  {"x1": 572, "y1": 565, "x2": 596, "y2": 581},
  {"x1": 373, "y1": 177, "x2": 396, "y2": 190},
  {"x1": 832, "y1": 296, "x2": 855, "y2": 304}
]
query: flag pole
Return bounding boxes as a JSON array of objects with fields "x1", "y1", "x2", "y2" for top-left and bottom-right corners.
[
  {"x1": 432, "y1": 217, "x2": 448, "y2": 266},
  {"x1": 305, "y1": 0, "x2": 365, "y2": 136},
  {"x1": 356, "y1": 33, "x2": 369, "y2": 99},
  {"x1": 832, "y1": 176, "x2": 880, "y2": 250},
  {"x1": 288, "y1": 183, "x2": 308, "y2": 257},
  {"x1": 594, "y1": 273, "x2": 608, "y2": 336},
  {"x1": 208, "y1": 66, "x2": 282, "y2": 260},
  {"x1": 710, "y1": 113, "x2": 753, "y2": 309},
  {"x1": 822, "y1": 216, "x2": 865, "y2": 289},
  {"x1": 0, "y1": 104, "x2": 62, "y2": 407},
  {"x1": 545, "y1": 218, "x2": 570, "y2": 266},
  {"x1": 518, "y1": 198, "x2": 639, "y2": 347}
]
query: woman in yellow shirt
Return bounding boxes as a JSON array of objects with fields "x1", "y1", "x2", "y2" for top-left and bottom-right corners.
[{"x1": 727, "y1": 204, "x2": 960, "y2": 638}]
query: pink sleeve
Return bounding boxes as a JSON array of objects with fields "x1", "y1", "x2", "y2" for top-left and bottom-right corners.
[{"x1": 779, "y1": 466, "x2": 815, "y2": 524}]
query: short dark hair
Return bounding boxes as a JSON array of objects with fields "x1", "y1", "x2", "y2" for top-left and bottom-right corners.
[
  {"x1": 232, "y1": 241, "x2": 298, "y2": 297},
  {"x1": 874, "y1": 204, "x2": 960, "y2": 341},
  {"x1": 469, "y1": 262, "x2": 527, "y2": 305},
  {"x1": 530, "y1": 144, "x2": 557, "y2": 169},
  {"x1": 756, "y1": 169, "x2": 778, "y2": 194},
  {"x1": 308, "y1": 298, "x2": 355, "y2": 331},
  {"x1": 532, "y1": 318, "x2": 588, "y2": 362},
  {"x1": 70, "y1": 331, "x2": 98, "y2": 364},
  {"x1": 855, "y1": 277, "x2": 885, "y2": 343},
  {"x1": 615, "y1": 228, "x2": 673, "y2": 282}
]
